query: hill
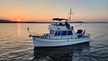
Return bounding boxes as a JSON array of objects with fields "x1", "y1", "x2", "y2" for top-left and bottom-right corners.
[{"x1": 0, "y1": 19, "x2": 12, "y2": 23}]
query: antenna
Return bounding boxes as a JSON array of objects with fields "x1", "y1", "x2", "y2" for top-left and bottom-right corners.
[{"x1": 69, "y1": 8, "x2": 73, "y2": 22}]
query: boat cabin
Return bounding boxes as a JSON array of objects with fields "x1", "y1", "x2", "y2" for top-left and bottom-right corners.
[{"x1": 48, "y1": 18, "x2": 75, "y2": 37}]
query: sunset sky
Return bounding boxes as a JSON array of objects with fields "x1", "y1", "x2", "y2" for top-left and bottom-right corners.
[{"x1": 0, "y1": 0, "x2": 108, "y2": 22}]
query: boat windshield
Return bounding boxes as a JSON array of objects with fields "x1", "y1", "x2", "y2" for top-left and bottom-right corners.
[{"x1": 54, "y1": 31, "x2": 73, "y2": 36}]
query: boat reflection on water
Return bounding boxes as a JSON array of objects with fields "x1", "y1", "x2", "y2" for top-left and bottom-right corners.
[{"x1": 32, "y1": 42, "x2": 90, "y2": 61}]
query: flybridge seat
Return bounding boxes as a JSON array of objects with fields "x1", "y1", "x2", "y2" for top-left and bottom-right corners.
[{"x1": 77, "y1": 29, "x2": 85, "y2": 38}]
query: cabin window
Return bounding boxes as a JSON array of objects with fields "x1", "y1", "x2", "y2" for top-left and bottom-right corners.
[
  {"x1": 58, "y1": 31, "x2": 61, "y2": 36},
  {"x1": 61, "y1": 31, "x2": 67, "y2": 36},
  {"x1": 50, "y1": 30, "x2": 54, "y2": 35},
  {"x1": 55, "y1": 31, "x2": 60, "y2": 36},
  {"x1": 68, "y1": 31, "x2": 73, "y2": 35},
  {"x1": 54, "y1": 31, "x2": 73, "y2": 36}
]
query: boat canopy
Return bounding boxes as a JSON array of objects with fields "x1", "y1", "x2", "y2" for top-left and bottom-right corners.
[{"x1": 52, "y1": 18, "x2": 68, "y2": 21}]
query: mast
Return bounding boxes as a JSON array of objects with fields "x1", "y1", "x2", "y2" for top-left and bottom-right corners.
[{"x1": 69, "y1": 8, "x2": 73, "y2": 22}]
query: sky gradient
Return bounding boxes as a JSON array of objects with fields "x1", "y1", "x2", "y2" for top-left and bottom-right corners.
[{"x1": 0, "y1": 0, "x2": 108, "y2": 22}]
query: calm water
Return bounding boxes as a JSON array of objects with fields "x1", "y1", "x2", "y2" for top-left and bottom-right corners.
[{"x1": 0, "y1": 23, "x2": 108, "y2": 61}]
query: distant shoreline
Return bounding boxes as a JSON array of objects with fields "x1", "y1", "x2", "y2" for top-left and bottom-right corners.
[
  {"x1": 0, "y1": 19, "x2": 108, "y2": 23},
  {"x1": 0, "y1": 22, "x2": 108, "y2": 23}
]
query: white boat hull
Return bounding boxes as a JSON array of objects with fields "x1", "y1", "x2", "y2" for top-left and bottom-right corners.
[{"x1": 32, "y1": 37, "x2": 90, "y2": 48}]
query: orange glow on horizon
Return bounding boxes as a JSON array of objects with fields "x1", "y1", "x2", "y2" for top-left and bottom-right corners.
[
  {"x1": 17, "y1": 20, "x2": 21, "y2": 22},
  {"x1": 0, "y1": 0, "x2": 108, "y2": 22}
]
